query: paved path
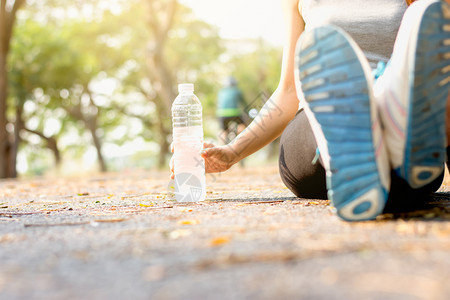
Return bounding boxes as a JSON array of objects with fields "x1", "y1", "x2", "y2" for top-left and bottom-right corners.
[{"x1": 1, "y1": 166, "x2": 449, "y2": 300}]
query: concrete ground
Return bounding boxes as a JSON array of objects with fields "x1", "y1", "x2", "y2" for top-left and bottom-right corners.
[{"x1": 0, "y1": 165, "x2": 449, "y2": 300}]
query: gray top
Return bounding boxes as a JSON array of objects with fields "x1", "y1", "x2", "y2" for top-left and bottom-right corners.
[{"x1": 300, "y1": 0, "x2": 408, "y2": 67}]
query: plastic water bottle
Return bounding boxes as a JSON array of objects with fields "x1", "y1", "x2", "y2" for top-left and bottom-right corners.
[{"x1": 171, "y1": 83, "x2": 206, "y2": 202}]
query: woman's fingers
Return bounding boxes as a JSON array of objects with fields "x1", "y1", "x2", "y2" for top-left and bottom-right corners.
[
  {"x1": 201, "y1": 142, "x2": 217, "y2": 159},
  {"x1": 201, "y1": 146, "x2": 218, "y2": 158},
  {"x1": 203, "y1": 141, "x2": 215, "y2": 149},
  {"x1": 202, "y1": 145, "x2": 236, "y2": 173},
  {"x1": 169, "y1": 156, "x2": 174, "y2": 179}
]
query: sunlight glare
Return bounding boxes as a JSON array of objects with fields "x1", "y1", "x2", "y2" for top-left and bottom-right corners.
[{"x1": 179, "y1": 0, "x2": 284, "y2": 46}]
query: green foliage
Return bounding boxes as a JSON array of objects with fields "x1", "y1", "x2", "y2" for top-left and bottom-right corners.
[
  {"x1": 8, "y1": 20, "x2": 82, "y2": 101},
  {"x1": 228, "y1": 40, "x2": 282, "y2": 108},
  {"x1": 7, "y1": 0, "x2": 283, "y2": 175}
]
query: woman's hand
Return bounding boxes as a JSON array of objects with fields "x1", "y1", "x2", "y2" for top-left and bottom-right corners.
[
  {"x1": 169, "y1": 142, "x2": 175, "y2": 179},
  {"x1": 170, "y1": 141, "x2": 239, "y2": 179},
  {"x1": 201, "y1": 142, "x2": 238, "y2": 173}
]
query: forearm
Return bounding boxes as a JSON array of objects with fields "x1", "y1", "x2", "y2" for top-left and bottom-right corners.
[{"x1": 228, "y1": 88, "x2": 299, "y2": 162}]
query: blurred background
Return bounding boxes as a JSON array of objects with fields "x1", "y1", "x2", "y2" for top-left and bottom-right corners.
[{"x1": 0, "y1": 0, "x2": 284, "y2": 178}]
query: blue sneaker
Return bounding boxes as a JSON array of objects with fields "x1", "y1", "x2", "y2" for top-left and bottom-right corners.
[
  {"x1": 374, "y1": 0, "x2": 450, "y2": 188},
  {"x1": 296, "y1": 25, "x2": 391, "y2": 221}
]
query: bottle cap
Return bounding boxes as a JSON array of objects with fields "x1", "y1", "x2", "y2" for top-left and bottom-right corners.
[{"x1": 178, "y1": 83, "x2": 194, "y2": 93}]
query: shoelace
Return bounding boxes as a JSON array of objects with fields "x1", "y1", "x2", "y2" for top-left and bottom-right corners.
[
  {"x1": 311, "y1": 148, "x2": 320, "y2": 165},
  {"x1": 372, "y1": 61, "x2": 387, "y2": 80}
]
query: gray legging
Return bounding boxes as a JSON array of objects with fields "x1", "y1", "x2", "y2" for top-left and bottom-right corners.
[{"x1": 278, "y1": 108, "x2": 445, "y2": 212}]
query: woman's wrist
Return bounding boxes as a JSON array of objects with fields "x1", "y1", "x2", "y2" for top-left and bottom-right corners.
[
  {"x1": 223, "y1": 142, "x2": 241, "y2": 166},
  {"x1": 228, "y1": 132, "x2": 254, "y2": 164}
]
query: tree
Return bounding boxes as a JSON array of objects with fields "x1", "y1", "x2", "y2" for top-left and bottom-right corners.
[
  {"x1": 9, "y1": 4, "x2": 135, "y2": 174},
  {"x1": 145, "y1": 0, "x2": 177, "y2": 167},
  {"x1": 8, "y1": 19, "x2": 85, "y2": 171},
  {"x1": 117, "y1": 0, "x2": 224, "y2": 167},
  {"x1": 6, "y1": 0, "x2": 227, "y2": 175},
  {"x1": 0, "y1": 0, "x2": 26, "y2": 178}
]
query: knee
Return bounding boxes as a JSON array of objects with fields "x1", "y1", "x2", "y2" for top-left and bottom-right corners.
[{"x1": 278, "y1": 146, "x2": 328, "y2": 200}]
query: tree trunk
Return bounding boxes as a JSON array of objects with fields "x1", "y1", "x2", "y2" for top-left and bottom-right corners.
[
  {"x1": 86, "y1": 91, "x2": 107, "y2": 173},
  {"x1": 87, "y1": 117, "x2": 107, "y2": 172},
  {"x1": 66, "y1": 108, "x2": 107, "y2": 172},
  {"x1": 0, "y1": 49, "x2": 9, "y2": 178},
  {"x1": 0, "y1": 0, "x2": 10, "y2": 178},
  {"x1": 0, "y1": 0, "x2": 26, "y2": 178},
  {"x1": 66, "y1": 89, "x2": 107, "y2": 173},
  {"x1": 145, "y1": 0, "x2": 177, "y2": 168},
  {"x1": 154, "y1": 98, "x2": 170, "y2": 167},
  {"x1": 7, "y1": 103, "x2": 25, "y2": 178}
]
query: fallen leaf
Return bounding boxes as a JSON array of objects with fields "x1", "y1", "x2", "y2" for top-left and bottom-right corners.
[
  {"x1": 177, "y1": 219, "x2": 200, "y2": 225},
  {"x1": 210, "y1": 236, "x2": 231, "y2": 246},
  {"x1": 139, "y1": 203, "x2": 154, "y2": 207},
  {"x1": 177, "y1": 207, "x2": 193, "y2": 212}
]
